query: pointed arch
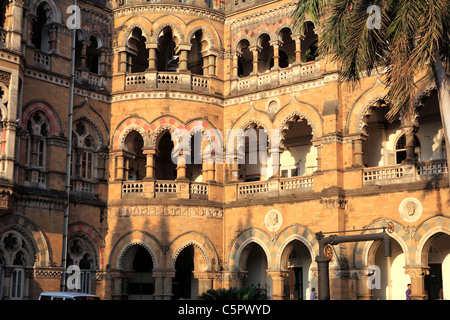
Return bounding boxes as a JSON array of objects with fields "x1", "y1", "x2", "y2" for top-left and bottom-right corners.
[
  {"x1": 21, "y1": 100, "x2": 61, "y2": 136},
  {"x1": 119, "y1": 17, "x2": 153, "y2": 46},
  {"x1": 112, "y1": 117, "x2": 151, "y2": 151},
  {"x1": 109, "y1": 229, "x2": 164, "y2": 270},
  {"x1": 167, "y1": 231, "x2": 220, "y2": 271},
  {"x1": 0, "y1": 214, "x2": 50, "y2": 268}
]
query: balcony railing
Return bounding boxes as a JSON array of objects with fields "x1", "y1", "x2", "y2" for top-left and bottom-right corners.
[
  {"x1": 125, "y1": 71, "x2": 211, "y2": 94},
  {"x1": 34, "y1": 51, "x2": 50, "y2": 70},
  {"x1": 237, "y1": 175, "x2": 314, "y2": 200},
  {"x1": 75, "y1": 69, "x2": 108, "y2": 90},
  {"x1": 233, "y1": 61, "x2": 320, "y2": 95},
  {"x1": 363, "y1": 160, "x2": 448, "y2": 186},
  {"x1": 121, "y1": 180, "x2": 210, "y2": 199}
]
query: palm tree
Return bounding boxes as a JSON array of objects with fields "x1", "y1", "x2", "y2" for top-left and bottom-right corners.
[
  {"x1": 196, "y1": 286, "x2": 267, "y2": 300},
  {"x1": 292, "y1": 0, "x2": 450, "y2": 167}
]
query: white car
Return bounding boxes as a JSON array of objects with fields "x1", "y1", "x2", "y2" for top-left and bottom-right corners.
[{"x1": 38, "y1": 292, "x2": 100, "y2": 300}]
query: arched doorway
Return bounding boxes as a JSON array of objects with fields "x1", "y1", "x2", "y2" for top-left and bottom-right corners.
[
  {"x1": 122, "y1": 245, "x2": 154, "y2": 300},
  {"x1": 241, "y1": 243, "x2": 268, "y2": 293},
  {"x1": 173, "y1": 245, "x2": 199, "y2": 300},
  {"x1": 280, "y1": 239, "x2": 313, "y2": 300},
  {"x1": 372, "y1": 238, "x2": 410, "y2": 300},
  {"x1": 424, "y1": 233, "x2": 450, "y2": 300}
]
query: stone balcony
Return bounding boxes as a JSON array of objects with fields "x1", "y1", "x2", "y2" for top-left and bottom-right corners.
[
  {"x1": 363, "y1": 160, "x2": 448, "y2": 186},
  {"x1": 123, "y1": 71, "x2": 220, "y2": 96},
  {"x1": 113, "y1": 180, "x2": 222, "y2": 202},
  {"x1": 231, "y1": 61, "x2": 321, "y2": 95}
]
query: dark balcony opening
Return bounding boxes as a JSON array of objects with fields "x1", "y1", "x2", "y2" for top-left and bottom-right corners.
[
  {"x1": 31, "y1": 4, "x2": 49, "y2": 52},
  {"x1": 86, "y1": 36, "x2": 100, "y2": 74},
  {"x1": 188, "y1": 29, "x2": 204, "y2": 75},
  {"x1": 279, "y1": 28, "x2": 296, "y2": 68},
  {"x1": 237, "y1": 39, "x2": 252, "y2": 77},
  {"x1": 128, "y1": 28, "x2": 148, "y2": 73},
  {"x1": 124, "y1": 130, "x2": 145, "y2": 181},
  {"x1": 155, "y1": 131, "x2": 177, "y2": 180},
  {"x1": 301, "y1": 22, "x2": 318, "y2": 63},
  {"x1": 157, "y1": 27, "x2": 178, "y2": 72},
  {"x1": 257, "y1": 34, "x2": 273, "y2": 73},
  {"x1": 0, "y1": 1, "x2": 7, "y2": 29}
]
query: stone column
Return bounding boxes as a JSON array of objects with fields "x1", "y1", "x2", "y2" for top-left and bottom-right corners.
[
  {"x1": 176, "y1": 150, "x2": 188, "y2": 181},
  {"x1": 152, "y1": 270, "x2": 165, "y2": 300},
  {"x1": 249, "y1": 46, "x2": 261, "y2": 74},
  {"x1": 115, "y1": 154, "x2": 125, "y2": 181},
  {"x1": 80, "y1": 40, "x2": 91, "y2": 70},
  {"x1": 208, "y1": 55, "x2": 216, "y2": 76},
  {"x1": 270, "y1": 40, "x2": 282, "y2": 70},
  {"x1": 144, "y1": 149, "x2": 156, "y2": 180},
  {"x1": 270, "y1": 146, "x2": 283, "y2": 178},
  {"x1": 353, "y1": 136, "x2": 365, "y2": 167},
  {"x1": 147, "y1": 43, "x2": 157, "y2": 70},
  {"x1": 10, "y1": 0, "x2": 24, "y2": 51},
  {"x1": 177, "y1": 44, "x2": 191, "y2": 72},
  {"x1": 193, "y1": 271, "x2": 215, "y2": 296},
  {"x1": 292, "y1": 35, "x2": 302, "y2": 64},
  {"x1": 119, "y1": 50, "x2": 128, "y2": 73},
  {"x1": 163, "y1": 270, "x2": 176, "y2": 300},
  {"x1": 229, "y1": 155, "x2": 240, "y2": 182},
  {"x1": 403, "y1": 126, "x2": 417, "y2": 163},
  {"x1": 404, "y1": 266, "x2": 429, "y2": 300},
  {"x1": 232, "y1": 53, "x2": 239, "y2": 79},
  {"x1": 268, "y1": 271, "x2": 285, "y2": 300}
]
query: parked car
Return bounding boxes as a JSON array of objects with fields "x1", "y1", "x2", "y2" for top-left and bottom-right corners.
[{"x1": 38, "y1": 292, "x2": 100, "y2": 300}]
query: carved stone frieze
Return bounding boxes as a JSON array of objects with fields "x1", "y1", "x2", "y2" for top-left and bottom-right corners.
[{"x1": 113, "y1": 205, "x2": 223, "y2": 219}]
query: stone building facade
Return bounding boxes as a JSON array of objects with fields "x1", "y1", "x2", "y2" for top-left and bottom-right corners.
[{"x1": 0, "y1": 0, "x2": 449, "y2": 300}]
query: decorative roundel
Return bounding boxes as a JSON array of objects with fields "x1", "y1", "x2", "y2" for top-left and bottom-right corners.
[
  {"x1": 264, "y1": 209, "x2": 282, "y2": 232},
  {"x1": 399, "y1": 197, "x2": 422, "y2": 223}
]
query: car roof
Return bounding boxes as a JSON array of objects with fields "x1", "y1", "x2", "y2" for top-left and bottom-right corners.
[{"x1": 39, "y1": 292, "x2": 99, "y2": 297}]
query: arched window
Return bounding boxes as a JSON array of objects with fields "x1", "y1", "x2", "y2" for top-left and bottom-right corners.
[
  {"x1": 0, "y1": 230, "x2": 34, "y2": 300},
  {"x1": 31, "y1": 4, "x2": 50, "y2": 52},
  {"x1": 395, "y1": 134, "x2": 421, "y2": 164},
  {"x1": 26, "y1": 111, "x2": 48, "y2": 168},
  {"x1": 257, "y1": 34, "x2": 273, "y2": 73},
  {"x1": 86, "y1": 36, "x2": 100, "y2": 74},
  {"x1": 67, "y1": 236, "x2": 96, "y2": 293},
  {"x1": 72, "y1": 121, "x2": 100, "y2": 181}
]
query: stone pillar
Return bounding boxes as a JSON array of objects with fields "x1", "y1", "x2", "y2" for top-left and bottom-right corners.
[
  {"x1": 208, "y1": 55, "x2": 216, "y2": 76},
  {"x1": 147, "y1": 44, "x2": 157, "y2": 70},
  {"x1": 249, "y1": 46, "x2": 261, "y2": 74},
  {"x1": 353, "y1": 136, "x2": 365, "y2": 167},
  {"x1": 177, "y1": 45, "x2": 191, "y2": 72},
  {"x1": 163, "y1": 270, "x2": 176, "y2": 300},
  {"x1": 270, "y1": 40, "x2": 282, "y2": 70},
  {"x1": 205, "y1": 156, "x2": 215, "y2": 182},
  {"x1": 193, "y1": 271, "x2": 215, "y2": 296},
  {"x1": 48, "y1": 24, "x2": 58, "y2": 52},
  {"x1": 98, "y1": 48, "x2": 108, "y2": 75},
  {"x1": 232, "y1": 53, "x2": 239, "y2": 79},
  {"x1": 292, "y1": 35, "x2": 302, "y2": 64},
  {"x1": 119, "y1": 50, "x2": 128, "y2": 73},
  {"x1": 10, "y1": 0, "x2": 24, "y2": 51},
  {"x1": 229, "y1": 155, "x2": 240, "y2": 182},
  {"x1": 115, "y1": 154, "x2": 125, "y2": 181},
  {"x1": 176, "y1": 150, "x2": 188, "y2": 181},
  {"x1": 152, "y1": 270, "x2": 165, "y2": 300},
  {"x1": 268, "y1": 271, "x2": 285, "y2": 300},
  {"x1": 144, "y1": 149, "x2": 156, "y2": 180},
  {"x1": 270, "y1": 146, "x2": 283, "y2": 178},
  {"x1": 404, "y1": 266, "x2": 429, "y2": 300},
  {"x1": 80, "y1": 40, "x2": 91, "y2": 70},
  {"x1": 403, "y1": 126, "x2": 417, "y2": 163}
]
